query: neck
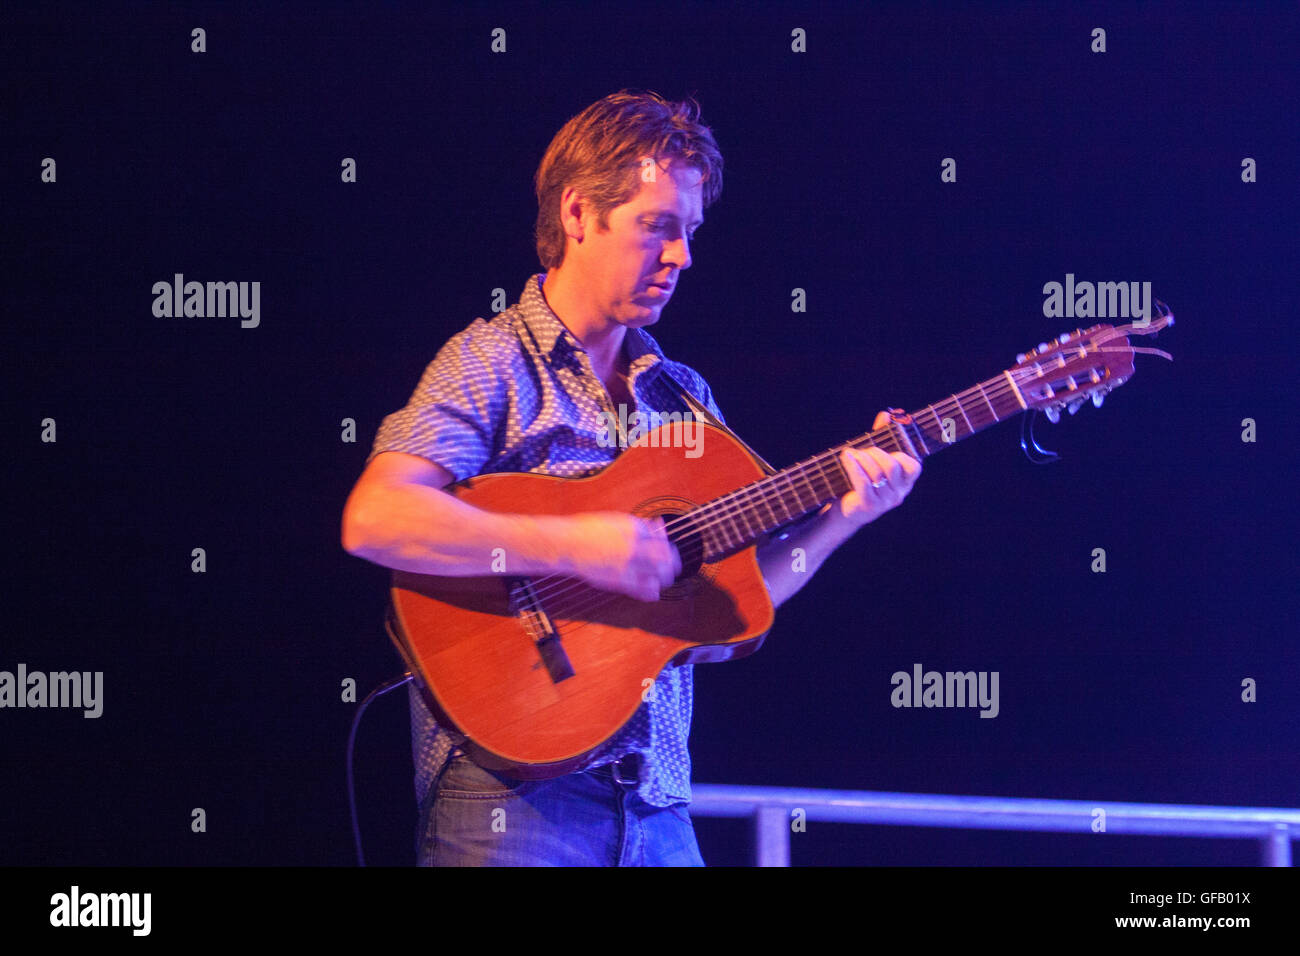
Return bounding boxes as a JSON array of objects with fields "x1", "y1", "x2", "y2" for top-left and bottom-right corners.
[{"x1": 541, "y1": 267, "x2": 627, "y2": 377}]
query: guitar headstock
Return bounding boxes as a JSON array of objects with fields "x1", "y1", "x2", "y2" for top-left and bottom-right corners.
[{"x1": 1011, "y1": 300, "x2": 1175, "y2": 423}]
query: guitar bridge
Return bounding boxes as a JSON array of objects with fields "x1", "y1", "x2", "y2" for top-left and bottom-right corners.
[{"x1": 508, "y1": 577, "x2": 575, "y2": 684}]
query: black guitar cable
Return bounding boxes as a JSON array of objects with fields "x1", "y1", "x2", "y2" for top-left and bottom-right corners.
[{"x1": 346, "y1": 670, "x2": 414, "y2": 866}]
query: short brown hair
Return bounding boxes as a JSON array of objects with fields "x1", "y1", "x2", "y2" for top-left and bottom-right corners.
[{"x1": 533, "y1": 90, "x2": 724, "y2": 270}]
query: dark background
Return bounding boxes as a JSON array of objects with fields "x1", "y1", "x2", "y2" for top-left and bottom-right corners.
[{"x1": 5, "y1": 1, "x2": 1297, "y2": 866}]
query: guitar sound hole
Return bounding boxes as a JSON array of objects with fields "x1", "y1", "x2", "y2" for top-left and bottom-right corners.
[{"x1": 664, "y1": 512, "x2": 705, "y2": 581}]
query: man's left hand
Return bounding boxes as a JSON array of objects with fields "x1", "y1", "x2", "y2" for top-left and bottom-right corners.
[{"x1": 836, "y1": 410, "x2": 922, "y2": 527}]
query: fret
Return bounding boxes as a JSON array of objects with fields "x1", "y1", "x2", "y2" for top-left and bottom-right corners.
[
  {"x1": 779, "y1": 478, "x2": 798, "y2": 523},
  {"x1": 973, "y1": 380, "x2": 998, "y2": 423},
  {"x1": 800, "y1": 460, "x2": 823, "y2": 505},
  {"x1": 743, "y1": 486, "x2": 759, "y2": 538},
  {"x1": 744, "y1": 458, "x2": 846, "y2": 544},
  {"x1": 925, "y1": 404, "x2": 950, "y2": 445},
  {"x1": 952, "y1": 392, "x2": 972, "y2": 429},
  {"x1": 802, "y1": 464, "x2": 821, "y2": 508},
  {"x1": 736, "y1": 491, "x2": 762, "y2": 541},
  {"x1": 701, "y1": 523, "x2": 720, "y2": 558},
  {"x1": 887, "y1": 418, "x2": 916, "y2": 461},
  {"x1": 812, "y1": 455, "x2": 839, "y2": 501},
  {"x1": 700, "y1": 521, "x2": 720, "y2": 558},
  {"x1": 941, "y1": 392, "x2": 972, "y2": 437},
  {"x1": 989, "y1": 375, "x2": 1020, "y2": 420},
  {"x1": 1001, "y1": 369, "x2": 1028, "y2": 411},
  {"x1": 923, "y1": 404, "x2": 937, "y2": 442},
  {"x1": 718, "y1": 506, "x2": 742, "y2": 551},
  {"x1": 950, "y1": 394, "x2": 975, "y2": 435},
  {"x1": 793, "y1": 466, "x2": 817, "y2": 513},
  {"x1": 774, "y1": 473, "x2": 798, "y2": 523},
  {"x1": 732, "y1": 485, "x2": 762, "y2": 534},
  {"x1": 775, "y1": 470, "x2": 797, "y2": 522},
  {"x1": 756, "y1": 480, "x2": 780, "y2": 528},
  {"x1": 907, "y1": 418, "x2": 930, "y2": 457},
  {"x1": 825, "y1": 452, "x2": 850, "y2": 499}
]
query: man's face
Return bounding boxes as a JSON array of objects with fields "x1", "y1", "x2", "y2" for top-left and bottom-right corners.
[{"x1": 573, "y1": 157, "x2": 704, "y2": 329}]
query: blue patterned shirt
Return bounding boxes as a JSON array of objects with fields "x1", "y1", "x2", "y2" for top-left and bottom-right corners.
[{"x1": 367, "y1": 272, "x2": 727, "y2": 809}]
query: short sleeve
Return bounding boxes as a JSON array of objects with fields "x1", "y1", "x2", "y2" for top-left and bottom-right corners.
[{"x1": 366, "y1": 320, "x2": 507, "y2": 482}]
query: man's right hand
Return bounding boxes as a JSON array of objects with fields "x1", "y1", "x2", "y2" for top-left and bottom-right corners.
[{"x1": 561, "y1": 513, "x2": 682, "y2": 602}]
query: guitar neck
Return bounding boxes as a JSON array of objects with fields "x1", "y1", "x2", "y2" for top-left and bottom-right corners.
[{"x1": 692, "y1": 369, "x2": 1023, "y2": 558}]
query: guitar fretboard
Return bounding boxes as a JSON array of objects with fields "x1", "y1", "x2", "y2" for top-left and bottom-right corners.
[{"x1": 692, "y1": 368, "x2": 1028, "y2": 558}]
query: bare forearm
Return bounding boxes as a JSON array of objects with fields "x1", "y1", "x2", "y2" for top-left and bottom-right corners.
[
  {"x1": 342, "y1": 482, "x2": 574, "y2": 577},
  {"x1": 757, "y1": 501, "x2": 862, "y2": 608},
  {"x1": 342, "y1": 479, "x2": 682, "y2": 604},
  {"x1": 758, "y1": 428, "x2": 926, "y2": 607}
]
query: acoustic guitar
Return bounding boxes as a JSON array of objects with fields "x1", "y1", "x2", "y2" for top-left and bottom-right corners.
[{"x1": 386, "y1": 306, "x2": 1174, "y2": 778}]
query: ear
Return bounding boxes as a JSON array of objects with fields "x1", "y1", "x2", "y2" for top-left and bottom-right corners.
[{"x1": 558, "y1": 186, "x2": 587, "y2": 243}]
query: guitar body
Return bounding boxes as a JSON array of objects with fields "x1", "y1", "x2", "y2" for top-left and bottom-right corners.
[{"x1": 388, "y1": 422, "x2": 776, "y2": 779}]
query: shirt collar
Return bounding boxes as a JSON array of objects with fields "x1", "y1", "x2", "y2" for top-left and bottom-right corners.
[
  {"x1": 518, "y1": 273, "x2": 576, "y2": 359},
  {"x1": 520, "y1": 273, "x2": 666, "y2": 375}
]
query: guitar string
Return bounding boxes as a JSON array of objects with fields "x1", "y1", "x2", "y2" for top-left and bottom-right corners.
[
  {"x1": 523, "y1": 344, "x2": 1165, "y2": 618},
  {"x1": 454, "y1": 327, "x2": 1169, "y2": 656},
  {"x1": 521, "y1": 351, "x2": 1143, "y2": 626},
  {"x1": 623, "y1": 336, "x2": 1165, "y2": 562},
  {"x1": 521, "y1": 368, "x2": 1034, "y2": 610},
  {"x1": 520, "y1": 377, "x2": 1043, "y2": 615},
  {"x1": 436, "y1": 326, "x2": 1174, "y2": 681},
  {"x1": 537, "y1": 409, "x2": 984, "y2": 623},
  {"x1": 513, "y1": 331, "x2": 1161, "y2": 613}
]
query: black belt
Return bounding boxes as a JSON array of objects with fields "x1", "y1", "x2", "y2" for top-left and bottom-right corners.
[{"x1": 588, "y1": 753, "x2": 642, "y2": 785}]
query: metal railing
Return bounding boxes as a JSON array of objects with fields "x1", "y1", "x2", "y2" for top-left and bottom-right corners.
[{"x1": 690, "y1": 784, "x2": 1299, "y2": 866}]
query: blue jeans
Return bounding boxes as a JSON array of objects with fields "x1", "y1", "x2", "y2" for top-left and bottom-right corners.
[{"x1": 416, "y1": 754, "x2": 705, "y2": 866}]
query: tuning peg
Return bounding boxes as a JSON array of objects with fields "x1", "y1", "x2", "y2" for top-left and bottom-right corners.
[
  {"x1": 1037, "y1": 342, "x2": 1050, "y2": 353},
  {"x1": 1015, "y1": 353, "x2": 1027, "y2": 364},
  {"x1": 1091, "y1": 391, "x2": 1105, "y2": 408},
  {"x1": 1057, "y1": 332, "x2": 1070, "y2": 343},
  {"x1": 1067, "y1": 398, "x2": 1085, "y2": 415},
  {"x1": 1045, "y1": 405, "x2": 1061, "y2": 424}
]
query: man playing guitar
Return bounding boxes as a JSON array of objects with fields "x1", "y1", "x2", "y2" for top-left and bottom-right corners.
[{"x1": 341, "y1": 89, "x2": 921, "y2": 866}]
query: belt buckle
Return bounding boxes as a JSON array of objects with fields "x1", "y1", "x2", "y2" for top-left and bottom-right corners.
[{"x1": 609, "y1": 754, "x2": 639, "y2": 786}]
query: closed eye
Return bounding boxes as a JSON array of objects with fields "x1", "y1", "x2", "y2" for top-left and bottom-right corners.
[{"x1": 645, "y1": 219, "x2": 700, "y2": 241}]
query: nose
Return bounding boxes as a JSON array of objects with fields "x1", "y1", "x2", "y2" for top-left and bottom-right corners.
[{"x1": 663, "y1": 235, "x2": 692, "y2": 271}]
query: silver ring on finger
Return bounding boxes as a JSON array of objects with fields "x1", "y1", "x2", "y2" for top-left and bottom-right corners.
[{"x1": 871, "y1": 477, "x2": 888, "y2": 489}]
